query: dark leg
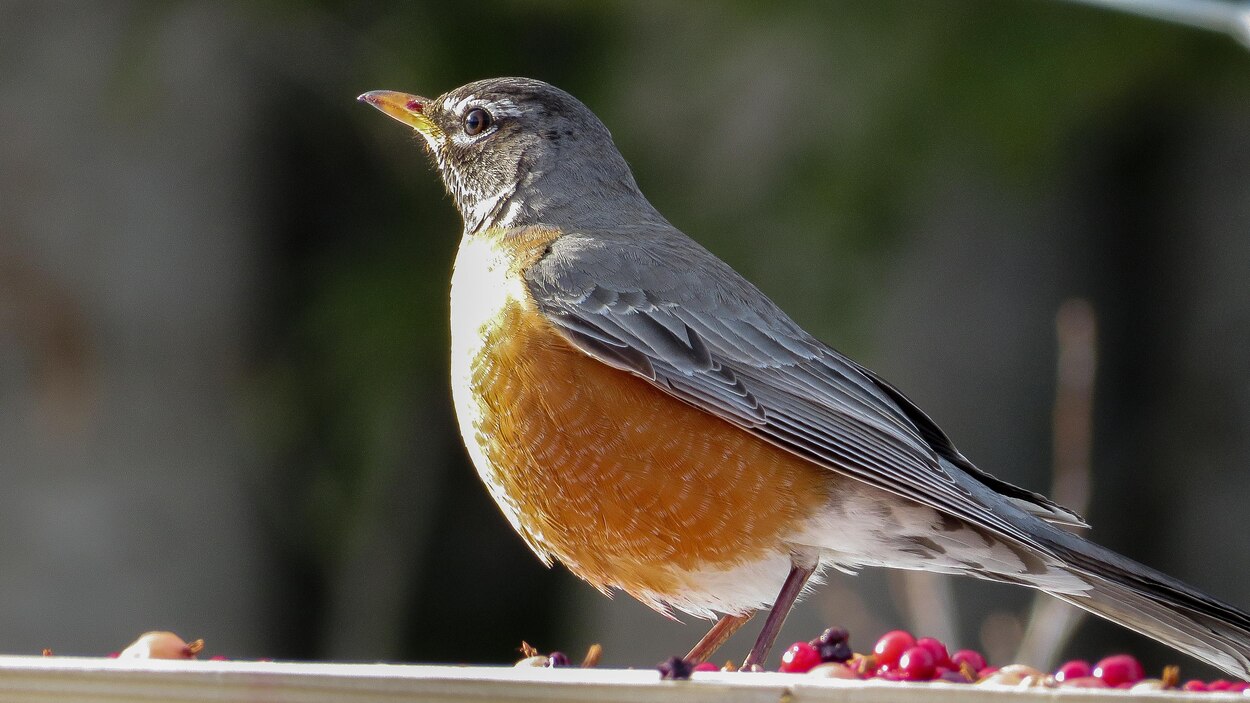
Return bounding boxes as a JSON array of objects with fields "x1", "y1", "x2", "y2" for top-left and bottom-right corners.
[
  {"x1": 685, "y1": 612, "x2": 754, "y2": 663},
  {"x1": 742, "y1": 561, "x2": 816, "y2": 670}
]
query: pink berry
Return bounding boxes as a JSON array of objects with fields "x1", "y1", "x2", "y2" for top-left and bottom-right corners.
[
  {"x1": 950, "y1": 649, "x2": 986, "y2": 673},
  {"x1": 873, "y1": 630, "x2": 916, "y2": 667},
  {"x1": 1053, "y1": 659, "x2": 1092, "y2": 682},
  {"x1": 915, "y1": 637, "x2": 950, "y2": 667},
  {"x1": 1208, "y1": 679, "x2": 1232, "y2": 691},
  {"x1": 779, "y1": 642, "x2": 822, "y2": 674},
  {"x1": 1226, "y1": 681, "x2": 1248, "y2": 692},
  {"x1": 1092, "y1": 654, "x2": 1144, "y2": 687},
  {"x1": 896, "y1": 646, "x2": 937, "y2": 680},
  {"x1": 691, "y1": 661, "x2": 719, "y2": 672},
  {"x1": 1181, "y1": 679, "x2": 1207, "y2": 691}
]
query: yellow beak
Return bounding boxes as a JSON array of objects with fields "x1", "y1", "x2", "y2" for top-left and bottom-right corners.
[{"x1": 357, "y1": 90, "x2": 444, "y2": 140}]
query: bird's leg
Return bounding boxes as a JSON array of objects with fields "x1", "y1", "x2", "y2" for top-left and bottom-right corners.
[
  {"x1": 685, "y1": 612, "x2": 754, "y2": 664},
  {"x1": 742, "y1": 561, "x2": 817, "y2": 670}
]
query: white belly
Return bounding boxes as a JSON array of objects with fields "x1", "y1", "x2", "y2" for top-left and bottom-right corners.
[{"x1": 448, "y1": 232, "x2": 537, "y2": 545}]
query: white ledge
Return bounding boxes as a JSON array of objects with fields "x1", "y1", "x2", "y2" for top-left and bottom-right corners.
[{"x1": 0, "y1": 656, "x2": 1236, "y2": 702}]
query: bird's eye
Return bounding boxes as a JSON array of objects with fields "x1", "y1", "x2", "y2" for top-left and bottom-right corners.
[{"x1": 464, "y1": 108, "x2": 493, "y2": 136}]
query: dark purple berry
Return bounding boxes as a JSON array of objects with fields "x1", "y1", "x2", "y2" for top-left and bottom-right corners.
[
  {"x1": 657, "y1": 656, "x2": 693, "y2": 680},
  {"x1": 818, "y1": 640, "x2": 853, "y2": 663},
  {"x1": 546, "y1": 651, "x2": 571, "y2": 668},
  {"x1": 813, "y1": 627, "x2": 850, "y2": 646}
]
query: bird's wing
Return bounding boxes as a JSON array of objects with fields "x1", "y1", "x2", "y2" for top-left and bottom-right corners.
[{"x1": 525, "y1": 229, "x2": 1082, "y2": 544}]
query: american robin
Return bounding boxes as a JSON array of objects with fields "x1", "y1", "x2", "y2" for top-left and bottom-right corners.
[{"x1": 359, "y1": 77, "x2": 1250, "y2": 675}]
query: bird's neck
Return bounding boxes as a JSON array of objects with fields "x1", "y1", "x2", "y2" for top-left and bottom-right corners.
[{"x1": 459, "y1": 166, "x2": 667, "y2": 235}]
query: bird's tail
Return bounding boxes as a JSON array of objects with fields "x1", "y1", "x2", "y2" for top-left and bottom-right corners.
[{"x1": 1042, "y1": 528, "x2": 1250, "y2": 679}]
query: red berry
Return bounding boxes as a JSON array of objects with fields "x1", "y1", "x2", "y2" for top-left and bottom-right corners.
[
  {"x1": 1092, "y1": 654, "x2": 1144, "y2": 687},
  {"x1": 950, "y1": 649, "x2": 986, "y2": 672},
  {"x1": 1053, "y1": 659, "x2": 1092, "y2": 682},
  {"x1": 1207, "y1": 679, "x2": 1231, "y2": 691},
  {"x1": 779, "y1": 642, "x2": 822, "y2": 673},
  {"x1": 1227, "y1": 681, "x2": 1248, "y2": 692},
  {"x1": 872, "y1": 630, "x2": 916, "y2": 667},
  {"x1": 1181, "y1": 679, "x2": 1207, "y2": 691},
  {"x1": 914, "y1": 637, "x2": 950, "y2": 667},
  {"x1": 691, "y1": 661, "x2": 719, "y2": 672},
  {"x1": 896, "y1": 646, "x2": 937, "y2": 680}
]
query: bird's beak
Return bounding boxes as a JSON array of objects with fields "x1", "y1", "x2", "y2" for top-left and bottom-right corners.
[{"x1": 357, "y1": 90, "x2": 444, "y2": 141}]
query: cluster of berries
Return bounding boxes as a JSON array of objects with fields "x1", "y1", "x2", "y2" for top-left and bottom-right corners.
[
  {"x1": 777, "y1": 628, "x2": 982, "y2": 681},
  {"x1": 761, "y1": 627, "x2": 1249, "y2": 692}
]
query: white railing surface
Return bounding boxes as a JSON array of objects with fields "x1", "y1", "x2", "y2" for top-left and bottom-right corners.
[{"x1": 0, "y1": 655, "x2": 1237, "y2": 703}]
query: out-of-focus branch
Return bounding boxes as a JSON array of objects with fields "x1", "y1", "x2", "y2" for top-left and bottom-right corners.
[
  {"x1": 1015, "y1": 298, "x2": 1098, "y2": 670},
  {"x1": 1059, "y1": 0, "x2": 1250, "y2": 48},
  {"x1": 895, "y1": 570, "x2": 959, "y2": 646}
]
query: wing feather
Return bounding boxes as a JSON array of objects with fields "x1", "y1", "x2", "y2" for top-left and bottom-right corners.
[{"x1": 525, "y1": 231, "x2": 1085, "y2": 539}]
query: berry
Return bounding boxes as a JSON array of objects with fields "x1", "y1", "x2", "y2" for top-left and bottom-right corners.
[
  {"x1": 691, "y1": 661, "x2": 719, "y2": 673},
  {"x1": 896, "y1": 646, "x2": 936, "y2": 680},
  {"x1": 1181, "y1": 680, "x2": 1207, "y2": 691},
  {"x1": 1207, "y1": 679, "x2": 1231, "y2": 691},
  {"x1": 817, "y1": 641, "x2": 853, "y2": 663},
  {"x1": 779, "y1": 642, "x2": 822, "y2": 673},
  {"x1": 546, "y1": 651, "x2": 570, "y2": 668},
  {"x1": 950, "y1": 649, "x2": 986, "y2": 673},
  {"x1": 1092, "y1": 654, "x2": 1144, "y2": 687},
  {"x1": 812, "y1": 626, "x2": 850, "y2": 646},
  {"x1": 1053, "y1": 659, "x2": 1092, "y2": 682},
  {"x1": 872, "y1": 630, "x2": 916, "y2": 667},
  {"x1": 915, "y1": 637, "x2": 950, "y2": 667},
  {"x1": 657, "y1": 656, "x2": 693, "y2": 680}
]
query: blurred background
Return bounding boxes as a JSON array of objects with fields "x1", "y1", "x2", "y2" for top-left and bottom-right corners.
[{"x1": 2, "y1": 0, "x2": 1249, "y2": 679}]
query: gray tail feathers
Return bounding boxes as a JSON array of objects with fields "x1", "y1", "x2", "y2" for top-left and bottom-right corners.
[{"x1": 1044, "y1": 531, "x2": 1250, "y2": 679}]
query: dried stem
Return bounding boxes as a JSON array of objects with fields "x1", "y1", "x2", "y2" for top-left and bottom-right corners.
[{"x1": 1015, "y1": 298, "x2": 1098, "y2": 670}]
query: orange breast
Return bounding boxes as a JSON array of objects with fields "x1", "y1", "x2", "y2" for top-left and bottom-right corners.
[{"x1": 463, "y1": 299, "x2": 834, "y2": 601}]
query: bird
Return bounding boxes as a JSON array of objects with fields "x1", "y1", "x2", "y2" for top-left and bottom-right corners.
[{"x1": 359, "y1": 77, "x2": 1250, "y2": 676}]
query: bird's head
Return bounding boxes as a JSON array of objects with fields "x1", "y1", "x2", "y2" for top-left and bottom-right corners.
[{"x1": 360, "y1": 77, "x2": 658, "y2": 233}]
